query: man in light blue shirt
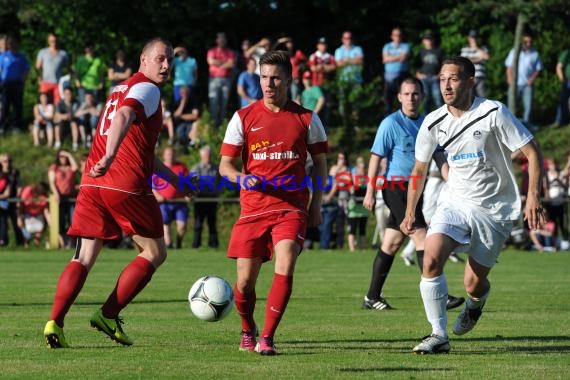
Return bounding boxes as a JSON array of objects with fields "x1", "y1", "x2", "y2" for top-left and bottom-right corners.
[
  {"x1": 173, "y1": 46, "x2": 198, "y2": 104},
  {"x1": 334, "y1": 31, "x2": 364, "y2": 122},
  {"x1": 382, "y1": 27, "x2": 411, "y2": 114},
  {"x1": 505, "y1": 32, "x2": 542, "y2": 126}
]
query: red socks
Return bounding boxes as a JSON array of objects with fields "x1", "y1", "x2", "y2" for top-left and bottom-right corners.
[
  {"x1": 101, "y1": 256, "x2": 156, "y2": 318},
  {"x1": 262, "y1": 273, "x2": 293, "y2": 338},
  {"x1": 234, "y1": 286, "x2": 257, "y2": 332},
  {"x1": 50, "y1": 261, "x2": 88, "y2": 327}
]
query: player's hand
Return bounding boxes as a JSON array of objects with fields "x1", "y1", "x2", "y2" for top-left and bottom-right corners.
[
  {"x1": 88, "y1": 155, "x2": 114, "y2": 178},
  {"x1": 400, "y1": 214, "x2": 416, "y2": 235},
  {"x1": 524, "y1": 193, "x2": 546, "y2": 231},
  {"x1": 243, "y1": 175, "x2": 261, "y2": 190},
  {"x1": 363, "y1": 192, "x2": 375, "y2": 211}
]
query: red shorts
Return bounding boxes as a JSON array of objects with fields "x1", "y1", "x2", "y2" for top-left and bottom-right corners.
[
  {"x1": 227, "y1": 211, "x2": 307, "y2": 262},
  {"x1": 39, "y1": 81, "x2": 60, "y2": 104},
  {"x1": 67, "y1": 186, "x2": 163, "y2": 240}
]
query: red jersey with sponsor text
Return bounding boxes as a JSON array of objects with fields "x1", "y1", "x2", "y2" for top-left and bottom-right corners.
[
  {"x1": 81, "y1": 72, "x2": 162, "y2": 194},
  {"x1": 221, "y1": 100, "x2": 328, "y2": 217}
]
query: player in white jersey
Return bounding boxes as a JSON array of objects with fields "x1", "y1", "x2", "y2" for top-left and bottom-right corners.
[{"x1": 401, "y1": 56, "x2": 545, "y2": 354}]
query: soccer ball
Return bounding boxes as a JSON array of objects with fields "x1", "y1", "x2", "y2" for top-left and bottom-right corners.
[{"x1": 188, "y1": 276, "x2": 234, "y2": 322}]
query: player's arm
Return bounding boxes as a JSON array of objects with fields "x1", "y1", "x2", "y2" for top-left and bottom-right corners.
[
  {"x1": 363, "y1": 154, "x2": 382, "y2": 211},
  {"x1": 219, "y1": 155, "x2": 259, "y2": 188},
  {"x1": 308, "y1": 153, "x2": 327, "y2": 227},
  {"x1": 88, "y1": 106, "x2": 135, "y2": 178},
  {"x1": 400, "y1": 160, "x2": 429, "y2": 235},
  {"x1": 519, "y1": 139, "x2": 546, "y2": 230}
]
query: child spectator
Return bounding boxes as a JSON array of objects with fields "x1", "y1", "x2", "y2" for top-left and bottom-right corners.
[
  {"x1": 54, "y1": 87, "x2": 80, "y2": 150},
  {"x1": 47, "y1": 150, "x2": 78, "y2": 248},
  {"x1": 18, "y1": 182, "x2": 50, "y2": 248},
  {"x1": 32, "y1": 92, "x2": 55, "y2": 147},
  {"x1": 74, "y1": 92, "x2": 101, "y2": 149},
  {"x1": 347, "y1": 159, "x2": 368, "y2": 251}
]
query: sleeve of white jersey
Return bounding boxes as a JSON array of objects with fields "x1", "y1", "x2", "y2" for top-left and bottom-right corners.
[
  {"x1": 494, "y1": 104, "x2": 533, "y2": 151},
  {"x1": 125, "y1": 82, "x2": 161, "y2": 119},
  {"x1": 222, "y1": 112, "x2": 244, "y2": 146},
  {"x1": 307, "y1": 112, "x2": 327, "y2": 145},
  {"x1": 415, "y1": 122, "x2": 438, "y2": 163}
]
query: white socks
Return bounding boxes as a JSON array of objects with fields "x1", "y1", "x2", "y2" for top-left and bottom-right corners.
[{"x1": 420, "y1": 275, "x2": 448, "y2": 338}]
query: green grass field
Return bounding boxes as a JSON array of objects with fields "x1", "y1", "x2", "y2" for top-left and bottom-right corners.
[{"x1": 1, "y1": 248, "x2": 569, "y2": 379}]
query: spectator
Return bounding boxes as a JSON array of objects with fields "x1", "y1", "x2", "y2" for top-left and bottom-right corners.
[
  {"x1": 554, "y1": 46, "x2": 570, "y2": 128},
  {"x1": 172, "y1": 45, "x2": 198, "y2": 104},
  {"x1": 299, "y1": 71, "x2": 325, "y2": 116},
  {"x1": 32, "y1": 92, "x2": 55, "y2": 147},
  {"x1": 74, "y1": 42, "x2": 105, "y2": 102},
  {"x1": 460, "y1": 29, "x2": 490, "y2": 97},
  {"x1": 245, "y1": 37, "x2": 271, "y2": 74},
  {"x1": 190, "y1": 145, "x2": 220, "y2": 249},
  {"x1": 160, "y1": 99, "x2": 175, "y2": 145},
  {"x1": 207, "y1": 32, "x2": 235, "y2": 128},
  {"x1": 529, "y1": 220, "x2": 558, "y2": 252},
  {"x1": 0, "y1": 153, "x2": 23, "y2": 246},
  {"x1": 74, "y1": 92, "x2": 101, "y2": 149},
  {"x1": 382, "y1": 27, "x2": 411, "y2": 115},
  {"x1": 274, "y1": 36, "x2": 307, "y2": 101},
  {"x1": 347, "y1": 159, "x2": 368, "y2": 251},
  {"x1": 0, "y1": 36, "x2": 30, "y2": 134},
  {"x1": 237, "y1": 57, "x2": 262, "y2": 108},
  {"x1": 327, "y1": 151, "x2": 351, "y2": 249},
  {"x1": 309, "y1": 37, "x2": 336, "y2": 124},
  {"x1": 35, "y1": 32, "x2": 69, "y2": 105},
  {"x1": 173, "y1": 86, "x2": 200, "y2": 151},
  {"x1": 152, "y1": 147, "x2": 189, "y2": 249},
  {"x1": 48, "y1": 150, "x2": 78, "y2": 248},
  {"x1": 54, "y1": 87, "x2": 80, "y2": 150},
  {"x1": 415, "y1": 30, "x2": 443, "y2": 112},
  {"x1": 18, "y1": 182, "x2": 50, "y2": 248},
  {"x1": 237, "y1": 39, "x2": 251, "y2": 72},
  {"x1": 505, "y1": 31, "x2": 543, "y2": 127},
  {"x1": 107, "y1": 48, "x2": 132, "y2": 94},
  {"x1": 543, "y1": 157, "x2": 569, "y2": 249},
  {"x1": 334, "y1": 31, "x2": 364, "y2": 122}
]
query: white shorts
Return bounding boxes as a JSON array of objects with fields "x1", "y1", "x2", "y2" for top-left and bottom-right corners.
[
  {"x1": 25, "y1": 215, "x2": 45, "y2": 234},
  {"x1": 428, "y1": 202, "x2": 514, "y2": 268}
]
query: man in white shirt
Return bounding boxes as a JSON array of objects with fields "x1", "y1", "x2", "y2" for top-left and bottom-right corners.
[{"x1": 401, "y1": 56, "x2": 545, "y2": 354}]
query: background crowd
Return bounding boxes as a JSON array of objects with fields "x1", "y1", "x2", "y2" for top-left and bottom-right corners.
[{"x1": 1, "y1": 25, "x2": 570, "y2": 253}]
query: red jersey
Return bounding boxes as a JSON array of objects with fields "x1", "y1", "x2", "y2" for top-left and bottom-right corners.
[
  {"x1": 20, "y1": 185, "x2": 48, "y2": 216},
  {"x1": 221, "y1": 100, "x2": 328, "y2": 217},
  {"x1": 153, "y1": 161, "x2": 189, "y2": 199},
  {"x1": 309, "y1": 51, "x2": 336, "y2": 86},
  {"x1": 49, "y1": 164, "x2": 76, "y2": 196},
  {"x1": 207, "y1": 47, "x2": 235, "y2": 78},
  {"x1": 81, "y1": 72, "x2": 162, "y2": 195}
]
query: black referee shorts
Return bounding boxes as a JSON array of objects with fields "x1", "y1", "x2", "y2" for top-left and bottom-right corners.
[{"x1": 382, "y1": 181, "x2": 427, "y2": 230}]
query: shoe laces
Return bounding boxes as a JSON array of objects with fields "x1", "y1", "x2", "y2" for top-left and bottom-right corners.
[
  {"x1": 241, "y1": 330, "x2": 255, "y2": 346},
  {"x1": 114, "y1": 316, "x2": 126, "y2": 334}
]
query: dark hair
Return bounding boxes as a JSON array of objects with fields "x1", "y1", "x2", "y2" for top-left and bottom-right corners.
[
  {"x1": 441, "y1": 56, "x2": 475, "y2": 79},
  {"x1": 259, "y1": 50, "x2": 292, "y2": 79},
  {"x1": 399, "y1": 76, "x2": 424, "y2": 95}
]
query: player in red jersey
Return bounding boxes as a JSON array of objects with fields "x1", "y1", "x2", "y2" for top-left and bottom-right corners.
[
  {"x1": 44, "y1": 38, "x2": 195, "y2": 349},
  {"x1": 220, "y1": 50, "x2": 328, "y2": 355}
]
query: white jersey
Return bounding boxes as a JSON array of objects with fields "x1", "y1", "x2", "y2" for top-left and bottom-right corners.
[{"x1": 416, "y1": 97, "x2": 533, "y2": 221}]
